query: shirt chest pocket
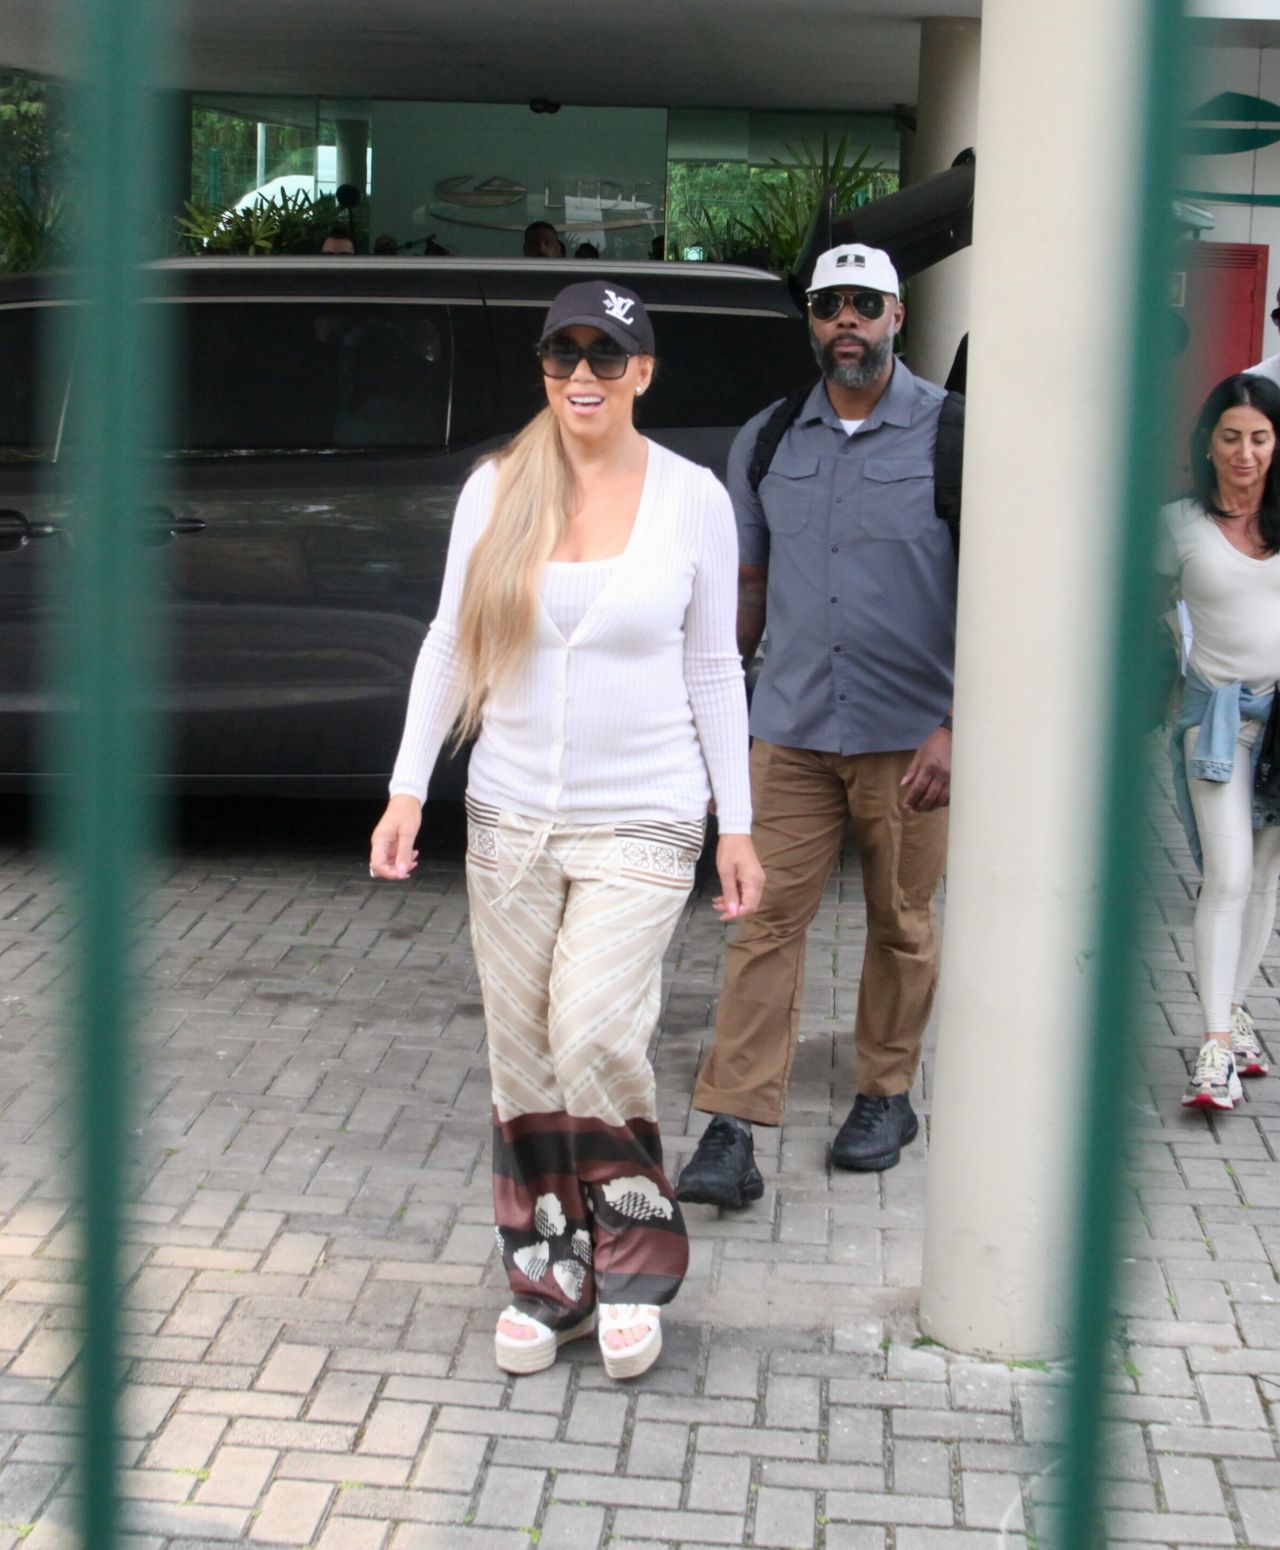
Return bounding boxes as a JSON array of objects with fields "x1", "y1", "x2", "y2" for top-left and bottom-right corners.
[
  {"x1": 861, "y1": 457, "x2": 936, "y2": 540},
  {"x1": 760, "y1": 454, "x2": 818, "y2": 535}
]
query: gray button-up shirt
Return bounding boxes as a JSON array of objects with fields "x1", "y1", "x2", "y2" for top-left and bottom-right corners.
[{"x1": 730, "y1": 361, "x2": 957, "y2": 755}]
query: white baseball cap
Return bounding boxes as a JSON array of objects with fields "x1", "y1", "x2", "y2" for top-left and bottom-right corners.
[{"x1": 807, "y1": 244, "x2": 900, "y2": 301}]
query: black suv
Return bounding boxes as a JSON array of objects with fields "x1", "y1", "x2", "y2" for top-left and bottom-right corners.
[{"x1": 0, "y1": 257, "x2": 813, "y2": 795}]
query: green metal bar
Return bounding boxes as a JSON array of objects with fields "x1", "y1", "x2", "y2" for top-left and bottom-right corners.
[
  {"x1": 1055, "y1": 7, "x2": 1185, "y2": 1548},
  {"x1": 1178, "y1": 188, "x2": 1280, "y2": 207},
  {"x1": 61, "y1": 2, "x2": 167, "y2": 1546}
]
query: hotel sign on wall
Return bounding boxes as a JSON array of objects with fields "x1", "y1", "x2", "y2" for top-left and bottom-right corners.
[
  {"x1": 1183, "y1": 91, "x2": 1280, "y2": 157},
  {"x1": 1180, "y1": 92, "x2": 1280, "y2": 207}
]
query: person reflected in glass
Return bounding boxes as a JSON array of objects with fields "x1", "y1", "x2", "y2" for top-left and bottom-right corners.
[
  {"x1": 522, "y1": 220, "x2": 562, "y2": 258},
  {"x1": 320, "y1": 226, "x2": 356, "y2": 256}
]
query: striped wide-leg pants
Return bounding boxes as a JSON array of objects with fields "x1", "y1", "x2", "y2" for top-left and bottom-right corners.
[{"x1": 465, "y1": 797, "x2": 702, "y2": 1331}]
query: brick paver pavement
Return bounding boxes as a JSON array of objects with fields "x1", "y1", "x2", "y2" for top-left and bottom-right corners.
[{"x1": 0, "y1": 784, "x2": 1275, "y2": 1549}]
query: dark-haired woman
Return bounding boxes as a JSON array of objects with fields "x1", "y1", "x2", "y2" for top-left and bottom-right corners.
[
  {"x1": 368, "y1": 280, "x2": 763, "y2": 1376},
  {"x1": 1163, "y1": 372, "x2": 1280, "y2": 1110}
]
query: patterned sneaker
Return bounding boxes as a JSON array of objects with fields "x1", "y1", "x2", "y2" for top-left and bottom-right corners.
[
  {"x1": 1231, "y1": 1007, "x2": 1270, "y2": 1078},
  {"x1": 1182, "y1": 1040, "x2": 1243, "y2": 1111}
]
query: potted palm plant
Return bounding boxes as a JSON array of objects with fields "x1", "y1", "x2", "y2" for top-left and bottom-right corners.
[{"x1": 680, "y1": 134, "x2": 894, "y2": 272}]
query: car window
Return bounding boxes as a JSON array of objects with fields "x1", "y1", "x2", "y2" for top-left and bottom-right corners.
[
  {"x1": 643, "y1": 310, "x2": 815, "y2": 427},
  {"x1": 487, "y1": 303, "x2": 814, "y2": 433},
  {"x1": 444, "y1": 303, "x2": 497, "y2": 448},
  {"x1": 487, "y1": 306, "x2": 551, "y2": 431},
  {"x1": 0, "y1": 305, "x2": 67, "y2": 464},
  {"x1": 168, "y1": 301, "x2": 453, "y2": 455}
]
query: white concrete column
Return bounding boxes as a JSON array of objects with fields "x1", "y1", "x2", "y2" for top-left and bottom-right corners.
[
  {"x1": 918, "y1": 0, "x2": 1148, "y2": 1356},
  {"x1": 902, "y1": 17, "x2": 981, "y2": 388},
  {"x1": 335, "y1": 118, "x2": 369, "y2": 193},
  {"x1": 157, "y1": 91, "x2": 192, "y2": 226}
]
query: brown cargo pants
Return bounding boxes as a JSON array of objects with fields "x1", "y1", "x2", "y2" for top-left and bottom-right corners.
[{"x1": 693, "y1": 739, "x2": 949, "y2": 1125}]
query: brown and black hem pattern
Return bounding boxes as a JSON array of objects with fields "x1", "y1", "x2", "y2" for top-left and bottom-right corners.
[{"x1": 492, "y1": 1108, "x2": 689, "y2": 1329}]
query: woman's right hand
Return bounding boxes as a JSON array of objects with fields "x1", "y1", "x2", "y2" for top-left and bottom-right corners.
[
  {"x1": 370, "y1": 794, "x2": 423, "y2": 881},
  {"x1": 712, "y1": 833, "x2": 765, "y2": 921}
]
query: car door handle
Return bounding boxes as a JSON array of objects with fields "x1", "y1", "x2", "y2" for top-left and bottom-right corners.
[
  {"x1": 0, "y1": 508, "x2": 60, "y2": 552},
  {"x1": 140, "y1": 507, "x2": 207, "y2": 545}
]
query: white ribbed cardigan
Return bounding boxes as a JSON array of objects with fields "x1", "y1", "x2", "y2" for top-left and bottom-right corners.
[{"x1": 389, "y1": 440, "x2": 753, "y2": 834}]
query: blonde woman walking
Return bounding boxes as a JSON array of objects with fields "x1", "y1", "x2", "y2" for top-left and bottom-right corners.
[{"x1": 370, "y1": 280, "x2": 763, "y2": 1379}]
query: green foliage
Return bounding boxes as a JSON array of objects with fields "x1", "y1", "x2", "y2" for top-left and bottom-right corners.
[
  {"x1": 190, "y1": 107, "x2": 335, "y2": 208},
  {"x1": 669, "y1": 134, "x2": 897, "y2": 272},
  {"x1": 176, "y1": 189, "x2": 354, "y2": 255},
  {"x1": 0, "y1": 70, "x2": 71, "y2": 273},
  {"x1": 665, "y1": 159, "x2": 753, "y2": 258},
  {"x1": 737, "y1": 135, "x2": 887, "y2": 272},
  {"x1": 0, "y1": 186, "x2": 69, "y2": 272},
  {"x1": 679, "y1": 201, "x2": 752, "y2": 265},
  {"x1": 0, "y1": 69, "x2": 69, "y2": 196}
]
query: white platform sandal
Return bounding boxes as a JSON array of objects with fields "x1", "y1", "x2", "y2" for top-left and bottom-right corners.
[
  {"x1": 494, "y1": 1306, "x2": 596, "y2": 1375},
  {"x1": 598, "y1": 1303, "x2": 662, "y2": 1380}
]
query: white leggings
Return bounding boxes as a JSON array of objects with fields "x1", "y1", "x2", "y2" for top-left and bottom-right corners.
[{"x1": 1186, "y1": 723, "x2": 1280, "y2": 1033}]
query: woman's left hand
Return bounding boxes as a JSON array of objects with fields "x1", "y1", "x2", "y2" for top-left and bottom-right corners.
[{"x1": 713, "y1": 834, "x2": 765, "y2": 921}]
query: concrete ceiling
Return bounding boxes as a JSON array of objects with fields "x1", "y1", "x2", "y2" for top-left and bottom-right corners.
[
  {"x1": 0, "y1": 0, "x2": 981, "y2": 111},
  {"x1": 1186, "y1": 17, "x2": 1280, "y2": 46}
]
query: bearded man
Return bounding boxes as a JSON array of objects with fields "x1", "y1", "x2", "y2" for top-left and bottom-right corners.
[{"x1": 676, "y1": 244, "x2": 959, "y2": 1205}]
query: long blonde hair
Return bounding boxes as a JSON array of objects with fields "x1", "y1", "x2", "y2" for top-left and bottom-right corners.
[{"x1": 454, "y1": 407, "x2": 575, "y2": 741}]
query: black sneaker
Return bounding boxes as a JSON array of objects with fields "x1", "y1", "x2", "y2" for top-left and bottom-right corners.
[
  {"x1": 674, "y1": 1115, "x2": 765, "y2": 1208},
  {"x1": 830, "y1": 1093, "x2": 919, "y2": 1172}
]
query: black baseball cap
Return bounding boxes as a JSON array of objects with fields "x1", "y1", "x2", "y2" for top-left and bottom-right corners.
[{"x1": 538, "y1": 280, "x2": 655, "y2": 356}]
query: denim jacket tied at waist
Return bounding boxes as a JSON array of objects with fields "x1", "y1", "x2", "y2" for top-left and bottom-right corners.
[{"x1": 1170, "y1": 671, "x2": 1280, "y2": 872}]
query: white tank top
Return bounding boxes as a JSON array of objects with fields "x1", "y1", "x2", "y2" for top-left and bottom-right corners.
[
  {"x1": 540, "y1": 557, "x2": 619, "y2": 640},
  {"x1": 1159, "y1": 498, "x2": 1280, "y2": 692}
]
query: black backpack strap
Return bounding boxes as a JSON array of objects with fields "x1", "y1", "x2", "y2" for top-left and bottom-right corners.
[
  {"x1": 933, "y1": 389, "x2": 965, "y2": 555},
  {"x1": 747, "y1": 385, "x2": 814, "y2": 494}
]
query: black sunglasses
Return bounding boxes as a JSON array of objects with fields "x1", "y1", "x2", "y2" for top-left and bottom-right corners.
[
  {"x1": 1272, "y1": 305, "x2": 1280, "y2": 328},
  {"x1": 808, "y1": 289, "x2": 889, "y2": 323},
  {"x1": 536, "y1": 335, "x2": 631, "y2": 380}
]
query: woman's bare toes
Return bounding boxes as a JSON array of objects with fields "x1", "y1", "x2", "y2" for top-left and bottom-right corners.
[
  {"x1": 497, "y1": 1317, "x2": 537, "y2": 1342},
  {"x1": 602, "y1": 1323, "x2": 645, "y2": 1351}
]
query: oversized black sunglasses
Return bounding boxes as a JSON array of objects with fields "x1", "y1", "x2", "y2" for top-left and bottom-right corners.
[
  {"x1": 536, "y1": 335, "x2": 631, "y2": 380},
  {"x1": 808, "y1": 289, "x2": 889, "y2": 323}
]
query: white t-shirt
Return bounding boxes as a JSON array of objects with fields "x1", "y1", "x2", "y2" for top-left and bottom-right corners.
[
  {"x1": 390, "y1": 441, "x2": 753, "y2": 832},
  {"x1": 838, "y1": 417, "x2": 865, "y2": 436},
  {"x1": 1158, "y1": 497, "x2": 1280, "y2": 693},
  {"x1": 1247, "y1": 353, "x2": 1280, "y2": 390}
]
